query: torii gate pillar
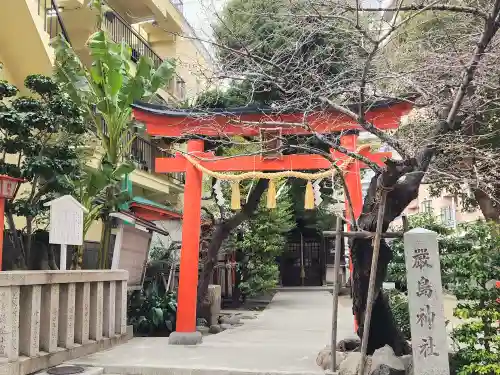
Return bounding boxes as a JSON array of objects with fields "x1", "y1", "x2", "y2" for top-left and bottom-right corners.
[
  {"x1": 341, "y1": 134, "x2": 364, "y2": 331},
  {"x1": 168, "y1": 140, "x2": 204, "y2": 345}
]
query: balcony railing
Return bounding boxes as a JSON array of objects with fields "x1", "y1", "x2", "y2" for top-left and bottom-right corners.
[
  {"x1": 126, "y1": 133, "x2": 164, "y2": 173},
  {"x1": 127, "y1": 136, "x2": 186, "y2": 185},
  {"x1": 99, "y1": 121, "x2": 185, "y2": 185},
  {"x1": 36, "y1": 0, "x2": 71, "y2": 43},
  {"x1": 102, "y1": 6, "x2": 187, "y2": 101},
  {"x1": 103, "y1": 10, "x2": 163, "y2": 70}
]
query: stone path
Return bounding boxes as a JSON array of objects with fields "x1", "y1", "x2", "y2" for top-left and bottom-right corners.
[{"x1": 68, "y1": 291, "x2": 355, "y2": 375}]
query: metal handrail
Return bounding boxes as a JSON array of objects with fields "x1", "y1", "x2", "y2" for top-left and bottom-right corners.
[
  {"x1": 51, "y1": 0, "x2": 71, "y2": 44},
  {"x1": 102, "y1": 7, "x2": 163, "y2": 70},
  {"x1": 37, "y1": 0, "x2": 71, "y2": 44}
]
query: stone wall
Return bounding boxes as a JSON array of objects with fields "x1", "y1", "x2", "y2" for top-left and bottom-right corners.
[{"x1": 0, "y1": 270, "x2": 132, "y2": 375}]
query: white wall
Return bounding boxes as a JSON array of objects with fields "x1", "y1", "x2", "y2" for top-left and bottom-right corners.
[{"x1": 151, "y1": 219, "x2": 183, "y2": 255}]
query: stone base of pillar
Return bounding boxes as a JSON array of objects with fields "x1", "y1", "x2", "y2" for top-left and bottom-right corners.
[{"x1": 168, "y1": 331, "x2": 203, "y2": 345}]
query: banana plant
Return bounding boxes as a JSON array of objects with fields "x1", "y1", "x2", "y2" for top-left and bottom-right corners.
[{"x1": 51, "y1": 0, "x2": 176, "y2": 268}]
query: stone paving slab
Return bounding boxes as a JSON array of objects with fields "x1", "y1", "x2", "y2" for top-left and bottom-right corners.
[{"x1": 68, "y1": 291, "x2": 355, "y2": 375}]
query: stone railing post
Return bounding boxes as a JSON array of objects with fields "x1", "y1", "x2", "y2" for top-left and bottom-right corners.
[
  {"x1": 114, "y1": 280, "x2": 127, "y2": 335},
  {"x1": 74, "y1": 282, "x2": 90, "y2": 344},
  {"x1": 90, "y1": 281, "x2": 104, "y2": 341},
  {"x1": 0, "y1": 285, "x2": 20, "y2": 361},
  {"x1": 40, "y1": 284, "x2": 59, "y2": 353},
  {"x1": 19, "y1": 285, "x2": 41, "y2": 357},
  {"x1": 103, "y1": 281, "x2": 116, "y2": 337},
  {"x1": 58, "y1": 283, "x2": 76, "y2": 348}
]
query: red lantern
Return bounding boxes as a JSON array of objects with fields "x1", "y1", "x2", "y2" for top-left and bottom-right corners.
[{"x1": 0, "y1": 175, "x2": 24, "y2": 270}]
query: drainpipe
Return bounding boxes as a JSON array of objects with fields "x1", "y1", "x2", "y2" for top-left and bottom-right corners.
[
  {"x1": 300, "y1": 233, "x2": 305, "y2": 286},
  {"x1": 451, "y1": 196, "x2": 457, "y2": 228}
]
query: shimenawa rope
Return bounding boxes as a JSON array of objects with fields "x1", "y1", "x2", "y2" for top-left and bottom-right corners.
[{"x1": 182, "y1": 145, "x2": 371, "y2": 210}]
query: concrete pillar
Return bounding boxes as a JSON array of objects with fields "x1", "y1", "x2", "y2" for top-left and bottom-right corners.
[
  {"x1": 103, "y1": 281, "x2": 116, "y2": 338},
  {"x1": 114, "y1": 280, "x2": 127, "y2": 335},
  {"x1": 40, "y1": 284, "x2": 60, "y2": 353},
  {"x1": 74, "y1": 282, "x2": 90, "y2": 344},
  {"x1": 0, "y1": 286, "x2": 20, "y2": 361},
  {"x1": 89, "y1": 282, "x2": 104, "y2": 341},
  {"x1": 58, "y1": 283, "x2": 75, "y2": 348},
  {"x1": 207, "y1": 285, "x2": 221, "y2": 326},
  {"x1": 19, "y1": 285, "x2": 41, "y2": 357}
]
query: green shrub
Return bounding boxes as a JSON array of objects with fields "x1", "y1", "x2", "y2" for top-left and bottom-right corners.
[
  {"x1": 387, "y1": 289, "x2": 411, "y2": 341},
  {"x1": 445, "y1": 221, "x2": 500, "y2": 375},
  {"x1": 127, "y1": 285, "x2": 177, "y2": 336},
  {"x1": 387, "y1": 218, "x2": 500, "y2": 374},
  {"x1": 387, "y1": 213, "x2": 452, "y2": 291}
]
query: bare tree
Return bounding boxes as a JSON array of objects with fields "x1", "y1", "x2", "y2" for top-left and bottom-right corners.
[{"x1": 158, "y1": 0, "x2": 500, "y2": 353}]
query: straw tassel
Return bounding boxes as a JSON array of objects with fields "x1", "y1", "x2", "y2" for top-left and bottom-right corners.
[
  {"x1": 304, "y1": 180, "x2": 315, "y2": 210},
  {"x1": 267, "y1": 179, "x2": 277, "y2": 209},
  {"x1": 230, "y1": 182, "x2": 241, "y2": 210}
]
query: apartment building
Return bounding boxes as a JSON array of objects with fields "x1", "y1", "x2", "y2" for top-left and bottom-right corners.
[
  {"x1": 0, "y1": 0, "x2": 214, "y2": 243},
  {"x1": 361, "y1": 164, "x2": 483, "y2": 229}
]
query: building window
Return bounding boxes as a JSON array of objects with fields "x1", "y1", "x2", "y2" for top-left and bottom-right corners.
[
  {"x1": 440, "y1": 206, "x2": 455, "y2": 227},
  {"x1": 420, "y1": 199, "x2": 432, "y2": 213}
]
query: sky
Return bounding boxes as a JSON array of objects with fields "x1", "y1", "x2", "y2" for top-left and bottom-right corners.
[
  {"x1": 182, "y1": 0, "x2": 384, "y2": 49},
  {"x1": 182, "y1": 0, "x2": 226, "y2": 48}
]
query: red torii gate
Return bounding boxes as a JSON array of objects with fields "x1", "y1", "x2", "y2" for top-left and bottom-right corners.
[{"x1": 131, "y1": 100, "x2": 412, "y2": 343}]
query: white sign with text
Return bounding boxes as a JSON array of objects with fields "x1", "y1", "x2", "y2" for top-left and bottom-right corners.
[
  {"x1": 404, "y1": 228, "x2": 450, "y2": 375},
  {"x1": 44, "y1": 195, "x2": 88, "y2": 270}
]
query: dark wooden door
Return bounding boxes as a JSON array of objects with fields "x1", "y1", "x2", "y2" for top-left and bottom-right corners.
[{"x1": 280, "y1": 236, "x2": 324, "y2": 286}]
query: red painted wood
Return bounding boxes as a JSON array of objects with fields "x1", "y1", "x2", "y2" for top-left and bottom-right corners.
[
  {"x1": 175, "y1": 140, "x2": 204, "y2": 333},
  {"x1": 129, "y1": 203, "x2": 182, "y2": 221},
  {"x1": 340, "y1": 135, "x2": 364, "y2": 333},
  {"x1": 133, "y1": 101, "x2": 412, "y2": 137},
  {"x1": 155, "y1": 150, "x2": 391, "y2": 173}
]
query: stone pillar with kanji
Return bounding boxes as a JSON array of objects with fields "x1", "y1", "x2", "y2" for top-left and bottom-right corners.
[{"x1": 404, "y1": 228, "x2": 450, "y2": 375}]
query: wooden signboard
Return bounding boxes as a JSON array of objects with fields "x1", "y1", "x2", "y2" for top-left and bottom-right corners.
[{"x1": 113, "y1": 224, "x2": 152, "y2": 290}]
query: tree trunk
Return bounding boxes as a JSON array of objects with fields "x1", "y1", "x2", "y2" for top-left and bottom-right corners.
[
  {"x1": 351, "y1": 160, "x2": 426, "y2": 356},
  {"x1": 5, "y1": 210, "x2": 26, "y2": 269},
  {"x1": 472, "y1": 188, "x2": 500, "y2": 222},
  {"x1": 25, "y1": 216, "x2": 33, "y2": 268},
  {"x1": 98, "y1": 218, "x2": 112, "y2": 269},
  {"x1": 72, "y1": 245, "x2": 84, "y2": 270},
  {"x1": 196, "y1": 179, "x2": 268, "y2": 315}
]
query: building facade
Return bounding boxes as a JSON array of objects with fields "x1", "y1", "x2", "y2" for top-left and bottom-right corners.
[
  {"x1": 0, "y1": 0, "x2": 214, "y2": 244},
  {"x1": 361, "y1": 157, "x2": 483, "y2": 228}
]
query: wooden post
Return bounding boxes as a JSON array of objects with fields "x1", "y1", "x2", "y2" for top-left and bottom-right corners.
[
  {"x1": 330, "y1": 217, "x2": 343, "y2": 371},
  {"x1": 300, "y1": 233, "x2": 305, "y2": 286},
  {"x1": 60, "y1": 244, "x2": 67, "y2": 271},
  {"x1": 175, "y1": 140, "x2": 204, "y2": 333},
  {"x1": 358, "y1": 191, "x2": 387, "y2": 375},
  {"x1": 111, "y1": 224, "x2": 124, "y2": 270}
]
